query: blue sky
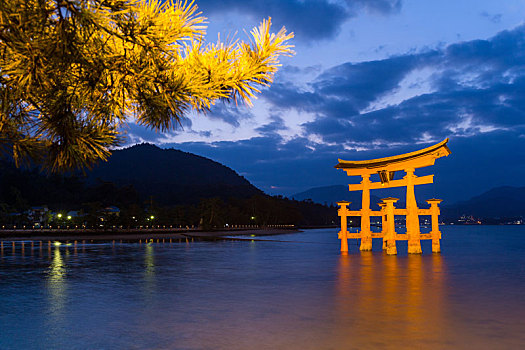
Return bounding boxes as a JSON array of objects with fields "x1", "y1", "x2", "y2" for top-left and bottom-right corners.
[{"x1": 125, "y1": 0, "x2": 525, "y2": 203}]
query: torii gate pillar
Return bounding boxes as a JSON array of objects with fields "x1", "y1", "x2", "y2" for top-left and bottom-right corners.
[
  {"x1": 379, "y1": 202, "x2": 387, "y2": 250},
  {"x1": 427, "y1": 199, "x2": 443, "y2": 253},
  {"x1": 337, "y1": 201, "x2": 350, "y2": 253},
  {"x1": 359, "y1": 174, "x2": 372, "y2": 251},
  {"x1": 405, "y1": 168, "x2": 422, "y2": 254},
  {"x1": 383, "y1": 197, "x2": 398, "y2": 255}
]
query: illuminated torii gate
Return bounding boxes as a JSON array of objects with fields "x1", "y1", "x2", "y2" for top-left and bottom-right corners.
[{"x1": 335, "y1": 139, "x2": 451, "y2": 254}]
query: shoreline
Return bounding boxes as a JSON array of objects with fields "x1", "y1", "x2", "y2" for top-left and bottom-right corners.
[{"x1": 0, "y1": 228, "x2": 301, "y2": 242}]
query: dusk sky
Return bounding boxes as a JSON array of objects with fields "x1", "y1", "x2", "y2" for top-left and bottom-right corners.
[{"x1": 124, "y1": 0, "x2": 525, "y2": 203}]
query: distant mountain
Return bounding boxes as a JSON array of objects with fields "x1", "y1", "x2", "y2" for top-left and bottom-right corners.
[
  {"x1": 443, "y1": 186, "x2": 525, "y2": 218},
  {"x1": 86, "y1": 143, "x2": 262, "y2": 205},
  {"x1": 291, "y1": 185, "x2": 383, "y2": 209},
  {"x1": 293, "y1": 184, "x2": 525, "y2": 220}
]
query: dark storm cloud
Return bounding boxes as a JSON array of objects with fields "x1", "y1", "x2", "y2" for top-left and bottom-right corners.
[
  {"x1": 198, "y1": 130, "x2": 212, "y2": 138},
  {"x1": 255, "y1": 115, "x2": 288, "y2": 136},
  {"x1": 480, "y1": 11, "x2": 502, "y2": 24},
  {"x1": 264, "y1": 24, "x2": 525, "y2": 147},
  {"x1": 349, "y1": 0, "x2": 402, "y2": 14},
  {"x1": 278, "y1": 64, "x2": 322, "y2": 76},
  {"x1": 205, "y1": 102, "x2": 253, "y2": 127},
  {"x1": 264, "y1": 53, "x2": 438, "y2": 116},
  {"x1": 311, "y1": 53, "x2": 435, "y2": 109},
  {"x1": 196, "y1": 0, "x2": 402, "y2": 41},
  {"x1": 444, "y1": 27, "x2": 525, "y2": 69},
  {"x1": 263, "y1": 82, "x2": 326, "y2": 112}
]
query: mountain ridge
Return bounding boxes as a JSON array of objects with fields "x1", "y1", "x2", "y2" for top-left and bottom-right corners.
[
  {"x1": 441, "y1": 185, "x2": 525, "y2": 218},
  {"x1": 85, "y1": 143, "x2": 263, "y2": 205},
  {"x1": 293, "y1": 184, "x2": 525, "y2": 218}
]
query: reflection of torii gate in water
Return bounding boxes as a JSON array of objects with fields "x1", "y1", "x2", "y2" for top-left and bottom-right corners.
[{"x1": 335, "y1": 139, "x2": 451, "y2": 255}]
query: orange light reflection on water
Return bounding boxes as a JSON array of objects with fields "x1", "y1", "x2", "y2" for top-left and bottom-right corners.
[
  {"x1": 155, "y1": 252, "x2": 451, "y2": 350},
  {"x1": 333, "y1": 252, "x2": 448, "y2": 349}
]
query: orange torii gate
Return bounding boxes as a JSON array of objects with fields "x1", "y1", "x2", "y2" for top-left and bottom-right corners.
[{"x1": 335, "y1": 139, "x2": 451, "y2": 254}]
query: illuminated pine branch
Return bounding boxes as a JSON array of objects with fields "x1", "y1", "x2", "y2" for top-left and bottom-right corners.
[{"x1": 0, "y1": 0, "x2": 294, "y2": 171}]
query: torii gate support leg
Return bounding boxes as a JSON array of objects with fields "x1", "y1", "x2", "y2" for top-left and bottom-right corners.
[
  {"x1": 383, "y1": 198, "x2": 398, "y2": 255},
  {"x1": 360, "y1": 174, "x2": 372, "y2": 251},
  {"x1": 337, "y1": 202, "x2": 350, "y2": 253},
  {"x1": 379, "y1": 203, "x2": 387, "y2": 250},
  {"x1": 427, "y1": 199, "x2": 443, "y2": 253},
  {"x1": 405, "y1": 168, "x2": 422, "y2": 254}
]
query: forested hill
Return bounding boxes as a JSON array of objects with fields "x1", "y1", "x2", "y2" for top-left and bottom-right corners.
[
  {"x1": 0, "y1": 143, "x2": 262, "y2": 209},
  {"x1": 86, "y1": 143, "x2": 262, "y2": 205},
  {"x1": 0, "y1": 145, "x2": 337, "y2": 227}
]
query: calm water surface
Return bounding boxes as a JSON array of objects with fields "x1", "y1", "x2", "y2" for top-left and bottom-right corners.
[{"x1": 1, "y1": 226, "x2": 524, "y2": 349}]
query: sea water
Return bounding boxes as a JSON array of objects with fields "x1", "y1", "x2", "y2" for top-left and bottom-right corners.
[{"x1": 1, "y1": 226, "x2": 524, "y2": 349}]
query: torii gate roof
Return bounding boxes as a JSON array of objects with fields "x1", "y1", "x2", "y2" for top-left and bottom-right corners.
[{"x1": 335, "y1": 139, "x2": 451, "y2": 175}]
